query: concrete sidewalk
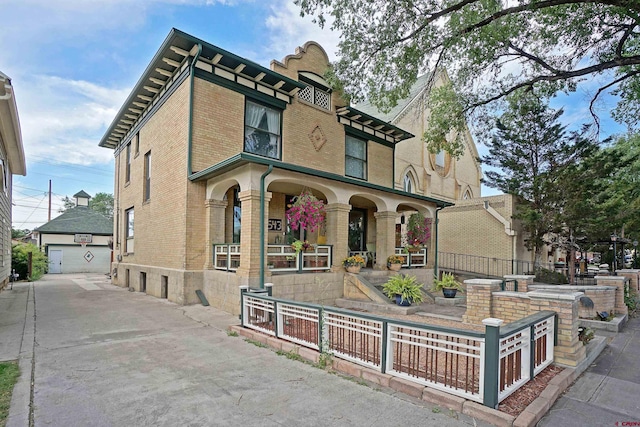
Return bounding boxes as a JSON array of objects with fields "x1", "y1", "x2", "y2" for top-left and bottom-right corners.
[
  {"x1": 539, "y1": 315, "x2": 640, "y2": 426},
  {"x1": 1, "y1": 274, "x2": 486, "y2": 427}
]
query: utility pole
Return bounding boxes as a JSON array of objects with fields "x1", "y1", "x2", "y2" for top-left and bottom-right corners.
[{"x1": 47, "y1": 179, "x2": 52, "y2": 221}]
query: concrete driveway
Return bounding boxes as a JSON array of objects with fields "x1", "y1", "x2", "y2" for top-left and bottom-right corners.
[{"x1": 2, "y1": 274, "x2": 485, "y2": 426}]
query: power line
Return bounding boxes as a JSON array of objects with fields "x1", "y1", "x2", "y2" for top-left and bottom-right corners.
[{"x1": 15, "y1": 194, "x2": 47, "y2": 229}]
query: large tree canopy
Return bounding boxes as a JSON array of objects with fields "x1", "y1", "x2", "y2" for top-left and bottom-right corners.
[
  {"x1": 297, "y1": 0, "x2": 640, "y2": 155},
  {"x1": 482, "y1": 91, "x2": 598, "y2": 262}
]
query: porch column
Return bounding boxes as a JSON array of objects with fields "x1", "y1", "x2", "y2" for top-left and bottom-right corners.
[
  {"x1": 374, "y1": 211, "x2": 397, "y2": 270},
  {"x1": 326, "y1": 203, "x2": 351, "y2": 271},
  {"x1": 204, "y1": 199, "x2": 228, "y2": 269},
  {"x1": 236, "y1": 190, "x2": 272, "y2": 278}
]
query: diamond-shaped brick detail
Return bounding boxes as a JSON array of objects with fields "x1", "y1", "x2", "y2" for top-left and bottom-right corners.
[
  {"x1": 84, "y1": 251, "x2": 94, "y2": 263},
  {"x1": 309, "y1": 125, "x2": 327, "y2": 152}
]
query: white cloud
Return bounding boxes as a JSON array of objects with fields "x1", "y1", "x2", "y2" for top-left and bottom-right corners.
[
  {"x1": 17, "y1": 75, "x2": 130, "y2": 166},
  {"x1": 264, "y1": 0, "x2": 341, "y2": 63}
]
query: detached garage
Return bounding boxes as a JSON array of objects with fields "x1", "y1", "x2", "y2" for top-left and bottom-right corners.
[{"x1": 33, "y1": 191, "x2": 113, "y2": 274}]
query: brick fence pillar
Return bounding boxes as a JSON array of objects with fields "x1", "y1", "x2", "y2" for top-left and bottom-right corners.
[
  {"x1": 617, "y1": 269, "x2": 640, "y2": 292},
  {"x1": 462, "y1": 279, "x2": 502, "y2": 325},
  {"x1": 596, "y1": 276, "x2": 629, "y2": 316},
  {"x1": 528, "y1": 290, "x2": 585, "y2": 367},
  {"x1": 504, "y1": 274, "x2": 535, "y2": 293}
]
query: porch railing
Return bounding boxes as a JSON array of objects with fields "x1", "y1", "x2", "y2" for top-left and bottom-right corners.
[
  {"x1": 395, "y1": 247, "x2": 427, "y2": 268},
  {"x1": 240, "y1": 291, "x2": 555, "y2": 407},
  {"x1": 213, "y1": 244, "x2": 332, "y2": 273}
]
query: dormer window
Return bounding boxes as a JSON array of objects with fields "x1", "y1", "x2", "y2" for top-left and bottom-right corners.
[{"x1": 298, "y1": 72, "x2": 331, "y2": 111}]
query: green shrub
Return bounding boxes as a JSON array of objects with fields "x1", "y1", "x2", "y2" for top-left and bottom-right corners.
[
  {"x1": 535, "y1": 267, "x2": 568, "y2": 284},
  {"x1": 382, "y1": 274, "x2": 424, "y2": 304},
  {"x1": 11, "y1": 243, "x2": 48, "y2": 281}
]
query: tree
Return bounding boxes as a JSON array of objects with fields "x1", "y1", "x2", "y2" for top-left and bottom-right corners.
[
  {"x1": 58, "y1": 196, "x2": 75, "y2": 213},
  {"x1": 89, "y1": 193, "x2": 114, "y2": 220},
  {"x1": 11, "y1": 228, "x2": 30, "y2": 239},
  {"x1": 481, "y1": 91, "x2": 597, "y2": 264},
  {"x1": 58, "y1": 192, "x2": 114, "y2": 220},
  {"x1": 297, "y1": 0, "x2": 640, "y2": 155},
  {"x1": 11, "y1": 243, "x2": 48, "y2": 281}
]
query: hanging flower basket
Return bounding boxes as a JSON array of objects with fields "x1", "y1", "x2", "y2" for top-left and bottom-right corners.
[{"x1": 286, "y1": 189, "x2": 326, "y2": 233}]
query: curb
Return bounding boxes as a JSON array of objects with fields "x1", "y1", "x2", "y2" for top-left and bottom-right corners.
[{"x1": 228, "y1": 325, "x2": 609, "y2": 427}]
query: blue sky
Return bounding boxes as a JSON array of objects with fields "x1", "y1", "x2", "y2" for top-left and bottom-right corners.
[{"x1": 1, "y1": 0, "x2": 625, "y2": 229}]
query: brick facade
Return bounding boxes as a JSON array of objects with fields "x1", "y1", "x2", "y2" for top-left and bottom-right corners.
[{"x1": 104, "y1": 31, "x2": 453, "y2": 312}]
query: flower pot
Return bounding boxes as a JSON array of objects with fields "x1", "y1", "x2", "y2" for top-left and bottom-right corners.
[
  {"x1": 442, "y1": 288, "x2": 458, "y2": 298},
  {"x1": 406, "y1": 247, "x2": 421, "y2": 253},
  {"x1": 346, "y1": 265, "x2": 361, "y2": 274},
  {"x1": 388, "y1": 263, "x2": 401, "y2": 271},
  {"x1": 395, "y1": 294, "x2": 411, "y2": 306}
]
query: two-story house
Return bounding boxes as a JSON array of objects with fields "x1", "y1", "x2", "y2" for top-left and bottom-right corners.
[
  {"x1": 99, "y1": 29, "x2": 455, "y2": 314},
  {"x1": 0, "y1": 71, "x2": 27, "y2": 288}
]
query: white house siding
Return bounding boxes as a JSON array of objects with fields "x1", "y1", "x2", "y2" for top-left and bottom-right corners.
[{"x1": 47, "y1": 245, "x2": 112, "y2": 274}]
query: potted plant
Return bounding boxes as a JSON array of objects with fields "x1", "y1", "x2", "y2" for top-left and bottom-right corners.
[
  {"x1": 430, "y1": 272, "x2": 465, "y2": 298},
  {"x1": 291, "y1": 239, "x2": 313, "y2": 253},
  {"x1": 382, "y1": 274, "x2": 424, "y2": 306},
  {"x1": 404, "y1": 212, "x2": 431, "y2": 252},
  {"x1": 387, "y1": 254, "x2": 404, "y2": 271},
  {"x1": 343, "y1": 254, "x2": 366, "y2": 273}
]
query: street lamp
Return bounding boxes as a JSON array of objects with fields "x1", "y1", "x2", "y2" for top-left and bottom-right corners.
[
  {"x1": 634, "y1": 240, "x2": 638, "y2": 269},
  {"x1": 611, "y1": 233, "x2": 618, "y2": 274}
]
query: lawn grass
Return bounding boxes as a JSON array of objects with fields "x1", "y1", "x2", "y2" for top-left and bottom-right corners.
[{"x1": 0, "y1": 361, "x2": 20, "y2": 426}]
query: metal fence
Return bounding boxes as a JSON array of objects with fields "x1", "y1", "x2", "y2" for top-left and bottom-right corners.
[
  {"x1": 240, "y1": 290, "x2": 555, "y2": 407},
  {"x1": 439, "y1": 252, "x2": 559, "y2": 277}
]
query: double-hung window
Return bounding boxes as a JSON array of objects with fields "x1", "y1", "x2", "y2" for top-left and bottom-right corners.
[
  {"x1": 125, "y1": 208, "x2": 134, "y2": 253},
  {"x1": 345, "y1": 135, "x2": 367, "y2": 180},
  {"x1": 143, "y1": 151, "x2": 151, "y2": 202},
  {"x1": 244, "y1": 100, "x2": 281, "y2": 159},
  {"x1": 125, "y1": 143, "x2": 131, "y2": 183}
]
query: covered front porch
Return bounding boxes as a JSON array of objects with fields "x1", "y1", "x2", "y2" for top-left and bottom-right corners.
[{"x1": 199, "y1": 161, "x2": 450, "y2": 286}]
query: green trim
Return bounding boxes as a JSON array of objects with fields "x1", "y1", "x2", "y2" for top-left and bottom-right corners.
[
  {"x1": 174, "y1": 28, "x2": 304, "y2": 91},
  {"x1": 499, "y1": 311, "x2": 555, "y2": 337},
  {"x1": 113, "y1": 70, "x2": 189, "y2": 156},
  {"x1": 189, "y1": 153, "x2": 454, "y2": 208},
  {"x1": 195, "y1": 68, "x2": 287, "y2": 110},
  {"x1": 434, "y1": 206, "x2": 444, "y2": 278},
  {"x1": 188, "y1": 44, "x2": 203, "y2": 176},
  {"x1": 341, "y1": 105, "x2": 414, "y2": 141},
  {"x1": 483, "y1": 322, "x2": 501, "y2": 409},
  {"x1": 259, "y1": 165, "x2": 274, "y2": 289},
  {"x1": 344, "y1": 125, "x2": 396, "y2": 149},
  {"x1": 100, "y1": 28, "x2": 304, "y2": 149}
]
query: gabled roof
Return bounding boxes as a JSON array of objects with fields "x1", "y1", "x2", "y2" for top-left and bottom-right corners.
[
  {"x1": 354, "y1": 73, "x2": 434, "y2": 123},
  {"x1": 73, "y1": 190, "x2": 91, "y2": 199},
  {"x1": 35, "y1": 207, "x2": 112, "y2": 235}
]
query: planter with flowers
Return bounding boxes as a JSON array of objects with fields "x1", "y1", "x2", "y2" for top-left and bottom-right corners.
[
  {"x1": 291, "y1": 239, "x2": 313, "y2": 253},
  {"x1": 404, "y1": 212, "x2": 431, "y2": 252},
  {"x1": 343, "y1": 254, "x2": 366, "y2": 273},
  {"x1": 387, "y1": 255, "x2": 404, "y2": 271}
]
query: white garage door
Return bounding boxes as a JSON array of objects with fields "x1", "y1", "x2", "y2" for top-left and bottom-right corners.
[{"x1": 48, "y1": 245, "x2": 112, "y2": 274}]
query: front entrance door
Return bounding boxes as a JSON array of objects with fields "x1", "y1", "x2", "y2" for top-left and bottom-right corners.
[
  {"x1": 49, "y1": 249, "x2": 63, "y2": 274},
  {"x1": 348, "y1": 209, "x2": 367, "y2": 251}
]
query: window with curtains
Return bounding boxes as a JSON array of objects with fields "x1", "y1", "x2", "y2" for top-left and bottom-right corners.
[
  {"x1": 244, "y1": 100, "x2": 281, "y2": 159},
  {"x1": 345, "y1": 135, "x2": 367, "y2": 180}
]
